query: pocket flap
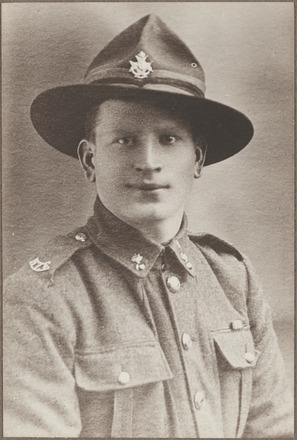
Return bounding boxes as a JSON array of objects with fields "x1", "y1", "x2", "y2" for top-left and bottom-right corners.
[
  {"x1": 74, "y1": 341, "x2": 173, "y2": 392},
  {"x1": 212, "y1": 329, "x2": 260, "y2": 369}
]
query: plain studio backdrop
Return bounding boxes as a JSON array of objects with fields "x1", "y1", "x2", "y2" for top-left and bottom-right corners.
[{"x1": 2, "y1": 3, "x2": 294, "y2": 388}]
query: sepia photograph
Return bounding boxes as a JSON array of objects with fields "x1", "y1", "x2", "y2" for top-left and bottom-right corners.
[{"x1": 2, "y1": 2, "x2": 294, "y2": 437}]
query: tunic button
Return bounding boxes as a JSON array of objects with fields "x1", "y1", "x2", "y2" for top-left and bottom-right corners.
[
  {"x1": 245, "y1": 352, "x2": 256, "y2": 363},
  {"x1": 75, "y1": 232, "x2": 87, "y2": 242},
  {"x1": 166, "y1": 276, "x2": 181, "y2": 293},
  {"x1": 117, "y1": 371, "x2": 130, "y2": 385},
  {"x1": 186, "y1": 261, "x2": 193, "y2": 270},
  {"x1": 182, "y1": 333, "x2": 192, "y2": 350},
  {"x1": 194, "y1": 391, "x2": 205, "y2": 410}
]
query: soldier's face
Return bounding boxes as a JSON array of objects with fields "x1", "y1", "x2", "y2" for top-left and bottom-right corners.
[{"x1": 80, "y1": 99, "x2": 205, "y2": 228}]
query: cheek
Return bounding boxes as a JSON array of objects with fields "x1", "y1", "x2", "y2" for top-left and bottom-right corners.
[
  {"x1": 94, "y1": 151, "x2": 116, "y2": 174},
  {"x1": 174, "y1": 150, "x2": 196, "y2": 175},
  {"x1": 94, "y1": 153, "x2": 132, "y2": 190}
]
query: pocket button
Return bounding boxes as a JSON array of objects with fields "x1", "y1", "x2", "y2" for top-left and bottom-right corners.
[
  {"x1": 230, "y1": 319, "x2": 243, "y2": 330},
  {"x1": 117, "y1": 371, "x2": 130, "y2": 385},
  {"x1": 245, "y1": 351, "x2": 256, "y2": 363}
]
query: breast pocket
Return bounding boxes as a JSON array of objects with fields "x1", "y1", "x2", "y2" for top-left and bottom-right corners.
[
  {"x1": 212, "y1": 328, "x2": 260, "y2": 438},
  {"x1": 74, "y1": 341, "x2": 173, "y2": 437}
]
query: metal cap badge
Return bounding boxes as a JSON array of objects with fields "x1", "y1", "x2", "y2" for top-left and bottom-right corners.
[{"x1": 129, "y1": 51, "x2": 153, "y2": 79}]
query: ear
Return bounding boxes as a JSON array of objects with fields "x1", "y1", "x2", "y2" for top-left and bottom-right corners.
[
  {"x1": 77, "y1": 139, "x2": 96, "y2": 183},
  {"x1": 194, "y1": 136, "x2": 207, "y2": 179}
]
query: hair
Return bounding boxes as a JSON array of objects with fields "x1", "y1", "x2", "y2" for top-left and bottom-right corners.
[{"x1": 84, "y1": 105, "x2": 101, "y2": 144}]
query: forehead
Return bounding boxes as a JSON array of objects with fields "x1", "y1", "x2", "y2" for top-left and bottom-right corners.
[{"x1": 91, "y1": 98, "x2": 192, "y2": 132}]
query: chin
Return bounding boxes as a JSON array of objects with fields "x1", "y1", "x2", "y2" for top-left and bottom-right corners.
[{"x1": 121, "y1": 203, "x2": 178, "y2": 225}]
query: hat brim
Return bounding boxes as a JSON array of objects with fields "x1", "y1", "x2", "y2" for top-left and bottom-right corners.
[{"x1": 30, "y1": 84, "x2": 253, "y2": 166}]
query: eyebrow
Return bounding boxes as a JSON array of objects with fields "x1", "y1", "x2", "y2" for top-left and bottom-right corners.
[{"x1": 95, "y1": 129, "x2": 136, "y2": 138}]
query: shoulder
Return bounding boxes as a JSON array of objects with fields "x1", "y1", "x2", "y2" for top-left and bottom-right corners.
[
  {"x1": 189, "y1": 232, "x2": 260, "y2": 286},
  {"x1": 4, "y1": 226, "x2": 92, "y2": 303},
  {"x1": 189, "y1": 232, "x2": 250, "y2": 300},
  {"x1": 189, "y1": 232, "x2": 244, "y2": 262},
  {"x1": 189, "y1": 233, "x2": 271, "y2": 334},
  {"x1": 29, "y1": 227, "x2": 92, "y2": 277}
]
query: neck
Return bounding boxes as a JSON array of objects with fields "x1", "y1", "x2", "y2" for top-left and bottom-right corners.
[
  {"x1": 95, "y1": 197, "x2": 185, "y2": 244},
  {"x1": 125, "y1": 212, "x2": 184, "y2": 244}
]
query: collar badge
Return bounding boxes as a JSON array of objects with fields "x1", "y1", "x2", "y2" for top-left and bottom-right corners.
[
  {"x1": 29, "y1": 257, "x2": 51, "y2": 272},
  {"x1": 131, "y1": 253, "x2": 146, "y2": 270},
  {"x1": 129, "y1": 51, "x2": 153, "y2": 79}
]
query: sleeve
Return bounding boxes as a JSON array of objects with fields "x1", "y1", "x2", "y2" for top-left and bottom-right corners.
[
  {"x1": 3, "y1": 270, "x2": 82, "y2": 437},
  {"x1": 242, "y1": 257, "x2": 294, "y2": 438}
]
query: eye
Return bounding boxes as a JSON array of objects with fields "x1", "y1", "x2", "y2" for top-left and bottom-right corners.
[
  {"x1": 160, "y1": 134, "x2": 179, "y2": 145},
  {"x1": 116, "y1": 136, "x2": 134, "y2": 146}
]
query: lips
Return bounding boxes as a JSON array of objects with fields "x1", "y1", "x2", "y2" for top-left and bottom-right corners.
[{"x1": 128, "y1": 183, "x2": 169, "y2": 191}]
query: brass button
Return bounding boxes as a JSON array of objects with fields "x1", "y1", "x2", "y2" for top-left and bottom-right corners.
[
  {"x1": 182, "y1": 333, "x2": 192, "y2": 350},
  {"x1": 117, "y1": 371, "x2": 130, "y2": 385},
  {"x1": 245, "y1": 352, "x2": 256, "y2": 363},
  {"x1": 166, "y1": 276, "x2": 181, "y2": 293},
  {"x1": 194, "y1": 391, "x2": 205, "y2": 410},
  {"x1": 75, "y1": 232, "x2": 87, "y2": 242},
  {"x1": 230, "y1": 320, "x2": 244, "y2": 330}
]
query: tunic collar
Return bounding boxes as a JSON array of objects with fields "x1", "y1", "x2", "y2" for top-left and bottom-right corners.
[{"x1": 85, "y1": 197, "x2": 195, "y2": 278}]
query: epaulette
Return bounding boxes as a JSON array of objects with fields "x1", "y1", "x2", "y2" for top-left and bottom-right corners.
[
  {"x1": 188, "y1": 232, "x2": 244, "y2": 262},
  {"x1": 27, "y1": 227, "x2": 92, "y2": 279}
]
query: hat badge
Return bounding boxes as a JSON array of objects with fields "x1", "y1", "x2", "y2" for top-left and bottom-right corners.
[{"x1": 129, "y1": 51, "x2": 153, "y2": 79}]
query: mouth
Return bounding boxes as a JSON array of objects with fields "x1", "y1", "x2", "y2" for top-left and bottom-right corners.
[{"x1": 128, "y1": 183, "x2": 170, "y2": 191}]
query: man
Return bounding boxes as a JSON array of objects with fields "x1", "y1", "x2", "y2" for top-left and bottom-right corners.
[{"x1": 3, "y1": 14, "x2": 293, "y2": 437}]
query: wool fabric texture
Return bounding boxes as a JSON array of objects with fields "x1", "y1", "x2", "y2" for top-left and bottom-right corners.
[{"x1": 3, "y1": 198, "x2": 293, "y2": 437}]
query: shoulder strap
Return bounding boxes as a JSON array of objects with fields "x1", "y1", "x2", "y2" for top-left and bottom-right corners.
[{"x1": 188, "y1": 232, "x2": 244, "y2": 261}]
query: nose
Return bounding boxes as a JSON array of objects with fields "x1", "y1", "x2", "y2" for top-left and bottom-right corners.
[{"x1": 134, "y1": 136, "x2": 162, "y2": 172}]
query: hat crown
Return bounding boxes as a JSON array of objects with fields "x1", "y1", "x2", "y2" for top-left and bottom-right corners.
[{"x1": 85, "y1": 14, "x2": 205, "y2": 97}]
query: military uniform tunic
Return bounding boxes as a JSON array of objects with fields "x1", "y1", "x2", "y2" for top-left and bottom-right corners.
[{"x1": 4, "y1": 197, "x2": 293, "y2": 437}]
